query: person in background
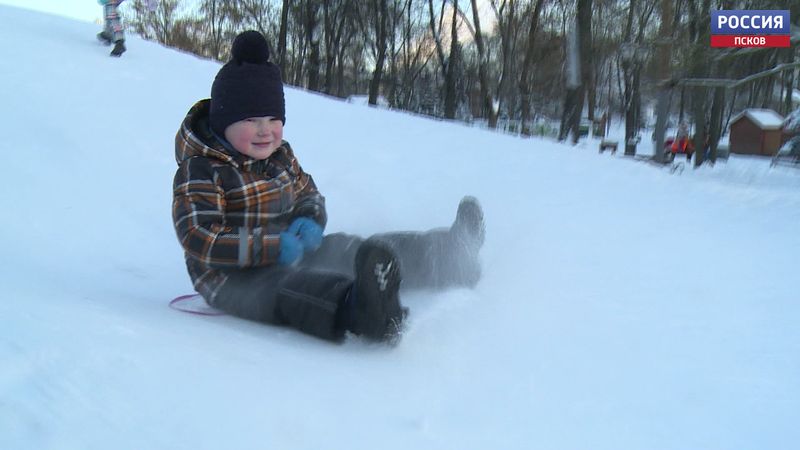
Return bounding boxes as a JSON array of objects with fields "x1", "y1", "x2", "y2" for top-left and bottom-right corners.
[
  {"x1": 97, "y1": 0, "x2": 157, "y2": 57},
  {"x1": 96, "y1": 0, "x2": 126, "y2": 56},
  {"x1": 669, "y1": 120, "x2": 694, "y2": 160}
]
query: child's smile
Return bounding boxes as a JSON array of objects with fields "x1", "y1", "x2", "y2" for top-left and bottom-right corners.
[{"x1": 224, "y1": 116, "x2": 284, "y2": 160}]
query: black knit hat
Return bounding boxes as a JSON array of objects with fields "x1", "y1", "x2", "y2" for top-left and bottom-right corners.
[{"x1": 209, "y1": 30, "x2": 285, "y2": 136}]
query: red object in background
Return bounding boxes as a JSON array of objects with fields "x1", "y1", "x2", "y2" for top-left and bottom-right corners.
[
  {"x1": 711, "y1": 35, "x2": 790, "y2": 48},
  {"x1": 672, "y1": 137, "x2": 693, "y2": 153},
  {"x1": 665, "y1": 137, "x2": 695, "y2": 154}
]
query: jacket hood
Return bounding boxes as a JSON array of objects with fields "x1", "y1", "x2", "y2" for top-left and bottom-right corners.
[{"x1": 175, "y1": 99, "x2": 237, "y2": 166}]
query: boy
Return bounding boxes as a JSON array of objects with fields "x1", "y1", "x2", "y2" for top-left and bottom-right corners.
[
  {"x1": 96, "y1": 0, "x2": 126, "y2": 56},
  {"x1": 172, "y1": 31, "x2": 484, "y2": 343}
]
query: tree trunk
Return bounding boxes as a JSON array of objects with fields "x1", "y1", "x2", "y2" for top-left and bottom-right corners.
[
  {"x1": 580, "y1": 0, "x2": 594, "y2": 124},
  {"x1": 652, "y1": 0, "x2": 673, "y2": 163},
  {"x1": 621, "y1": 0, "x2": 638, "y2": 155},
  {"x1": 470, "y1": 0, "x2": 496, "y2": 127},
  {"x1": 427, "y1": 0, "x2": 447, "y2": 72},
  {"x1": 559, "y1": 0, "x2": 590, "y2": 144},
  {"x1": 368, "y1": 0, "x2": 389, "y2": 105},
  {"x1": 559, "y1": 19, "x2": 580, "y2": 142},
  {"x1": 201, "y1": 0, "x2": 226, "y2": 61},
  {"x1": 623, "y1": 69, "x2": 640, "y2": 155},
  {"x1": 519, "y1": 0, "x2": 545, "y2": 136},
  {"x1": 491, "y1": 0, "x2": 518, "y2": 122},
  {"x1": 427, "y1": 0, "x2": 449, "y2": 117},
  {"x1": 278, "y1": 0, "x2": 289, "y2": 76},
  {"x1": 691, "y1": 0, "x2": 711, "y2": 167},
  {"x1": 587, "y1": 72, "x2": 596, "y2": 122},
  {"x1": 305, "y1": 1, "x2": 321, "y2": 92},
  {"x1": 691, "y1": 85, "x2": 707, "y2": 166},
  {"x1": 323, "y1": 0, "x2": 335, "y2": 94},
  {"x1": 443, "y1": 0, "x2": 460, "y2": 119},
  {"x1": 335, "y1": 29, "x2": 355, "y2": 97},
  {"x1": 707, "y1": 86, "x2": 724, "y2": 163}
]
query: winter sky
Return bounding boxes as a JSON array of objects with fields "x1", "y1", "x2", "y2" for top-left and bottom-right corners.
[{"x1": 0, "y1": 0, "x2": 102, "y2": 23}]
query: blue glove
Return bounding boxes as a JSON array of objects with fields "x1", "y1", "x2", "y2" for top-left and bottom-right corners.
[
  {"x1": 287, "y1": 217, "x2": 324, "y2": 252},
  {"x1": 277, "y1": 232, "x2": 304, "y2": 266}
]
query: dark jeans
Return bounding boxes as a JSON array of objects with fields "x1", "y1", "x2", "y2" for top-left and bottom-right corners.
[{"x1": 211, "y1": 228, "x2": 480, "y2": 341}]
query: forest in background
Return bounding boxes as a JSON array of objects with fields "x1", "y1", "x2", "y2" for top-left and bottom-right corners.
[{"x1": 122, "y1": 0, "x2": 800, "y2": 165}]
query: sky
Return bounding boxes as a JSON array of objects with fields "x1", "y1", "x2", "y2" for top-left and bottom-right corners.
[
  {"x1": 0, "y1": 0, "x2": 103, "y2": 23},
  {"x1": 2, "y1": 4, "x2": 800, "y2": 450}
]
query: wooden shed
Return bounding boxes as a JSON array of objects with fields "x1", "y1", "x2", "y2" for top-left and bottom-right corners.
[{"x1": 729, "y1": 109, "x2": 785, "y2": 156}]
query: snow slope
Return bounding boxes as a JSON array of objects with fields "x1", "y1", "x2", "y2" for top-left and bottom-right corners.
[{"x1": 1, "y1": 5, "x2": 799, "y2": 450}]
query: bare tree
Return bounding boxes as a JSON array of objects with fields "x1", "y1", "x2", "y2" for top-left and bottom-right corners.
[
  {"x1": 489, "y1": 0, "x2": 520, "y2": 123},
  {"x1": 519, "y1": 0, "x2": 546, "y2": 136},
  {"x1": 689, "y1": 0, "x2": 710, "y2": 167},
  {"x1": 278, "y1": 0, "x2": 290, "y2": 73},
  {"x1": 322, "y1": 0, "x2": 356, "y2": 95},
  {"x1": 126, "y1": 0, "x2": 181, "y2": 46},
  {"x1": 470, "y1": 0, "x2": 497, "y2": 127},
  {"x1": 384, "y1": 0, "x2": 414, "y2": 107},
  {"x1": 199, "y1": 0, "x2": 229, "y2": 60},
  {"x1": 619, "y1": 0, "x2": 655, "y2": 155},
  {"x1": 368, "y1": 0, "x2": 390, "y2": 105},
  {"x1": 651, "y1": 0, "x2": 674, "y2": 163},
  {"x1": 234, "y1": 0, "x2": 275, "y2": 38},
  {"x1": 427, "y1": 0, "x2": 460, "y2": 118},
  {"x1": 393, "y1": 0, "x2": 434, "y2": 110},
  {"x1": 304, "y1": 0, "x2": 323, "y2": 91},
  {"x1": 559, "y1": 0, "x2": 591, "y2": 144},
  {"x1": 443, "y1": 0, "x2": 461, "y2": 118}
]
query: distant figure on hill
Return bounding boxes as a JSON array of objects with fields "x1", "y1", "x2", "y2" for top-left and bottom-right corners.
[
  {"x1": 96, "y1": 0, "x2": 126, "y2": 56},
  {"x1": 171, "y1": 30, "x2": 485, "y2": 345},
  {"x1": 96, "y1": 0, "x2": 157, "y2": 57}
]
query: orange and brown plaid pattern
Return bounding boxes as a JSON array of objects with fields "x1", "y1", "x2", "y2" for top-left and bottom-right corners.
[{"x1": 172, "y1": 100, "x2": 326, "y2": 300}]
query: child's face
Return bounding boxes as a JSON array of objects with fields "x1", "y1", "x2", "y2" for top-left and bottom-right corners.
[{"x1": 224, "y1": 116, "x2": 284, "y2": 160}]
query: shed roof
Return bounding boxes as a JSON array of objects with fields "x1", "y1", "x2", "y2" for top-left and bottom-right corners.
[{"x1": 731, "y1": 109, "x2": 784, "y2": 130}]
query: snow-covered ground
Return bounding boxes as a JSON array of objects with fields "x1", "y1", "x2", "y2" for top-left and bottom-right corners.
[{"x1": 1, "y1": 5, "x2": 800, "y2": 450}]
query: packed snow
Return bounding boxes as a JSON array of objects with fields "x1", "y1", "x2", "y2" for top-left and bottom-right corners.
[{"x1": 1, "y1": 5, "x2": 799, "y2": 450}]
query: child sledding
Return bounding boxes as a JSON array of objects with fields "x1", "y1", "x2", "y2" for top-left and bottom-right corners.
[{"x1": 172, "y1": 31, "x2": 485, "y2": 344}]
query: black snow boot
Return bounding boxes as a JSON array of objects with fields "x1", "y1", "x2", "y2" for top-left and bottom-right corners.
[
  {"x1": 110, "y1": 40, "x2": 126, "y2": 57},
  {"x1": 97, "y1": 31, "x2": 113, "y2": 45},
  {"x1": 348, "y1": 239, "x2": 405, "y2": 343}
]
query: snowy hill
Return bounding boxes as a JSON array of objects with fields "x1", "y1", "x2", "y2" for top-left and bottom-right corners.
[{"x1": 1, "y1": 5, "x2": 800, "y2": 450}]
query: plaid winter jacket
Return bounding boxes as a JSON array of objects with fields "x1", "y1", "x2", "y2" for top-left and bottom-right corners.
[{"x1": 173, "y1": 100, "x2": 326, "y2": 301}]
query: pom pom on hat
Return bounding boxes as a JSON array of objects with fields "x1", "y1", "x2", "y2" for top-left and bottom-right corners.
[
  {"x1": 231, "y1": 30, "x2": 270, "y2": 65},
  {"x1": 209, "y1": 30, "x2": 286, "y2": 137}
]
